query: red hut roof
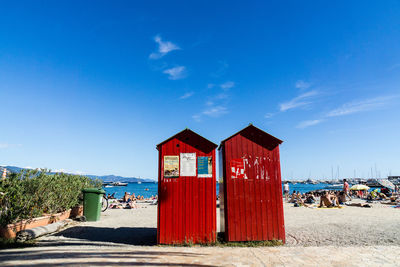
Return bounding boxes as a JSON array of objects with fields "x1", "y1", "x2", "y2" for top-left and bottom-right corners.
[
  {"x1": 219, "y1": 124, "x2": 283, "y2": 150},
  {"x1": 157, "y1": 128, "x2": 218, "y2": 153}
]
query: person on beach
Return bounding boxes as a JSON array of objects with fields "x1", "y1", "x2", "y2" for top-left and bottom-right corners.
[
  {"x1": 123, "y1": 192, "x2": 131, "y2": 202},
  {"x1": 289, "y1": 191, "x2": 297, "y2": 203},
  {"x1": 319, "y1": 191, "x2": 339, "y2": 208},
  {"x1": 284, "y1": 182, "x2": 289, "y2": 201},
  {"x1": 305, "y1": 193, "x2": 316, "y2": 204},
  {"x1": 337, "y1": 191, "x2": 348, "y2": 205},
  {"x1": 381, "y1": 196, "x2": 399, "y2": 205},
  {"x1": 126, "y1": 197, "x2": 138, "y2": 209},
  {"x1": 343, "y1": 179, "x2": 352, "y2": 201}
]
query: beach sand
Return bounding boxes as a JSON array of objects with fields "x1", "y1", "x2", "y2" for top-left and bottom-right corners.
[
  {"x1": 284, "y1": 200, "x2": 400, "y2": 246},
  {"x1": 0, "y1": 200, "x2": 399, "y2": 266}
]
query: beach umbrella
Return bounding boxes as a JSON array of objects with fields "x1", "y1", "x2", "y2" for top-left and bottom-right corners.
[
  {"x1": 350, "y1": 184, "x2": 370, "y2": 191},
  {"x1": 377, "y1": 179, "x2": 395, "y2": 190}
]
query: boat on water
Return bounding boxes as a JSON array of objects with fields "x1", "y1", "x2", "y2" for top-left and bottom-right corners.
[
  {"x1": 137, "y1": 181, "x2": 142, "y2": 184},
  {"x1": 324, "y1": 184, "x2": 343, "y2": 189},
  {"x1": 112, "y1": 181, "x2": 128, "y2": 186}
]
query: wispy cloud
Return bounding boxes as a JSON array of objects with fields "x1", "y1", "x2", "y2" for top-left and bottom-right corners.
[
  {"x1": 388, "y1": 63, "x2": 400, "y2": 71},
  {"x1": 279, "y1": 90, "x2": 319, "y2": 112},
  {"x1": 295, "y1": 80, "x2": 311, "y2": 90},
  {"x1": 326, "y1": 95, "x2": 399, "y2": 117},
  {"x1": 193, "y1": 80, "x2": 234, "y2": 121},
  {"x1": 179, "y1": 92, "x2": 194, "y2": 100},
  {"x1": 296, "y1": 119, "x2": 324, "y2": 129},
  {"x1": 192, "y1": 114, "x2": 202, "y2": 122},
  {"x1": 264, "y1": 113, "x2": 275, "y2": 119},
  {"x1": 202, "y1": 106, "x2": 228, "y2": 117},
  {"x1": 0, "y1": 143, "x2": 22, "y2": 149},
  {"x1": 211, "y1": 60, "x2": 229, "y2": 77},
  {"x1": 193, "y1": 104, "x2": 229, "y2": 122},
  {"x1": 53, "y1": 168, "x2": 68, "y2": 173},
  {"x1": 207, "y1": 83, "x2": 215, "y2": 89},
  {"x1": 215, "y1": 93, "x2": 229, "y2": 100},
  {"x1": 163, "y1": 66, "x2": 187, "y2": 80},
  {"x1": 149, "y1": 35, "x2": 180, "y2": 59},
  {"x1": 220, "y1": 81, "x2": 235, "y2": 90},
  {"x1": 297, "y1": 94, "x2": 399, "y2": 129},
  {"x1": 52, "y1": 168, "x2": 85, "y2": 175}
]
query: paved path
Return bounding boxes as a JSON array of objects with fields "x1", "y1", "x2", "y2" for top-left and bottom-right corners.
[{"x1": 1, "y1": 244, "x2": 399, "y2": 266}]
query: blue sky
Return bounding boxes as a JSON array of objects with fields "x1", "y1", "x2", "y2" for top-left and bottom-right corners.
[{"x1": 1, "y1": 1, "x2": 400, "y2": 180}]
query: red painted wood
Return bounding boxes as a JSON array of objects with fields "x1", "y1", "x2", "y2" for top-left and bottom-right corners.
[
  {"x1": 157, "y1": 129, "x2": 217, "y2": 245},
  {"x1": 220, "y1": 125, "x2": 285, "y2": 243}
]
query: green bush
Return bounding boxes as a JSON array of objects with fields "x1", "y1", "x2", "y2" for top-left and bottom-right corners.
[{"x1": 0, "y1": 169, "x2": 102, "y2": 227}]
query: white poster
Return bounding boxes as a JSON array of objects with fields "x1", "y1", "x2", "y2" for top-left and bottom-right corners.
[{"x1": 180, "y1": 153, "x2": 196, "y2": 176}]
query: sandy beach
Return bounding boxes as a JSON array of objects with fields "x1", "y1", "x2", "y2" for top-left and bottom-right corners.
[{"x1": 0, "y1": 200, "x2": 399, "y2": 266}]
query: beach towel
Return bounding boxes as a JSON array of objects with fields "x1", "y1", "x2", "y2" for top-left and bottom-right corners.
[{"x1": 317, "y1": 206, "x2": 344, "y2": 209}]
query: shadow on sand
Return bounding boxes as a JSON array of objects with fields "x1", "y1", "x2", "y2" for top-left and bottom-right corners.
[
  {"x1": 0, "y1": 227, "x2": 215, "y2": 266},
  {"x1": 0, "y1": 250, "x2": 213, "y2": 266},
  {"x1": 52, "y1": 226, "x2": 158, "y2": 246}
]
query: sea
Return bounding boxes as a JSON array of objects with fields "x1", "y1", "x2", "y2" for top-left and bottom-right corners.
[{"x1": 103, "y1": 182, "x2": 357, "y2": 199}]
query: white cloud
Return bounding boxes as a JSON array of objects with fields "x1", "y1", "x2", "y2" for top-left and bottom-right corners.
[
  {"x1": 279, "y1": 90, "x2": 319, "y2": 112},
  {"x1": 163, "y1": 66, "x2": 187, "y2": 80},
  {"x1": 264, "y1": 113, "x2": 275, "y2": 119},
  {"x1": 295, "y1": 80, "x2": 311, "y2": 90},
  {"x1": 53, "y1": 168, "x2": 68, "y2": 173},
  {"x1": 149, "y1": 35, "x2": 180, "y2": 59},
  {"x1": 193, "y1": 105, "x2": 229, "y2": 121},
  {"x1": 220, "y1": 81, "x2": 235, "y2": 90},
  {"x1": 297, "y1": 119, "x2": 324, "y2": 129},
  {"x1": 51, "y1": 168, "x2": 85, "y2": 175},
  {"x1": 202, "y1": 106, "x2": 228, "y2": 117},
  {"x1": 0, "y1": 143, "x2": 22, "y2": 149},
  {"x1": 295, "y1": 94, "x2": 399, "y2": 129},
  {"x1": 215, "y1": 93, "x2": 229, "y2": 100},
  {"x1": 206, "y1": 101, "x2": 214, "y2": 106},
  {"x1": 180, "y1": 92, "x2": 194, "y2": 99},
  {"x1": 211, "y1": 60, "x2": 229, "y2": 77},
  {"x1": 326, "y1": 95, "x2": 399, "y2": 117},
  {"x1": 207, "y1": 83, "x2": 215, "y2": 89},
  {"x1": 192, "y1": 114, "x2": 202, "y2": 122},
  {"x1": 193, "y1": 81, "x2": 232, "y2": 121}
]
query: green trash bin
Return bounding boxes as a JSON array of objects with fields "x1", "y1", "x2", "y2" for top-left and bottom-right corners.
[{"x1": 82, "y1": 188, "x2": 105, "y2": 221}]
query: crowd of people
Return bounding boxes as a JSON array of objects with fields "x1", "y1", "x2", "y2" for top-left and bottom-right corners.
[
  {"x1": 284, "y1": 179, "x2": 400, "y2": 208},
  {"x1": 107, "y1": 192, "x2": 158, "y2": 209}
]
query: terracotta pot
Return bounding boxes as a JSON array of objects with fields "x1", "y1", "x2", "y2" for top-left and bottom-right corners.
[{"x1": 0, "y1": 209, "x2": 71, "y2": 239}]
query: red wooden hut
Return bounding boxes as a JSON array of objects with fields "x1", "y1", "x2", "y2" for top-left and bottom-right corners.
[
  {"x1": 157, "y1": 129, "x2": 217, "y2": 244},
  {"x1": 219, "y1": 124, "x2": 285, "y2": 243}
]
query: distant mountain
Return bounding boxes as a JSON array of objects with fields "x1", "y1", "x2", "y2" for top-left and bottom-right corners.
[
  {"x1": 85, "y1": 174, "x2": 154, "y2": 183},
  {"x1": 0, "y1": 165, "x2": 155, "y2": 183}
]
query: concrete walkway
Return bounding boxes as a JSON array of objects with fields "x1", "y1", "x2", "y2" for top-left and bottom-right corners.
[
  {"x1": 1, "y1": 203, "x2": 399, "y2": 266},
  {"x1": 1, "y1": 244, "x2": 399, "y2": 266}
]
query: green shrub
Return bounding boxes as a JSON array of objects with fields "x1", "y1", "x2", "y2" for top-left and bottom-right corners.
[{"x1": 0, "y1": 169, "x2": 101, "y2": 227}]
